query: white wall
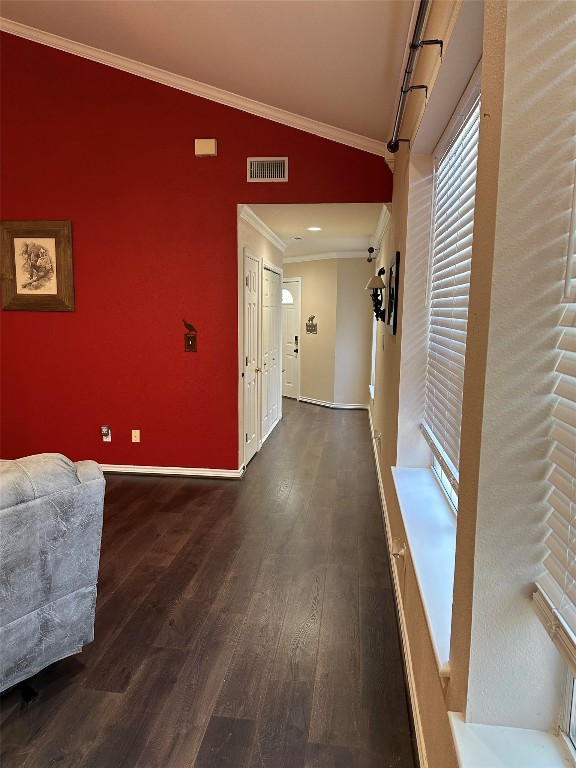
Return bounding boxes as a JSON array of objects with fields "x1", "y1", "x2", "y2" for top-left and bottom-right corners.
[
  {"x1": 239, "y1": 216, "x2": 284, "y2": 270},
  {"x1": 371, "y1": 0, "x2": 576, "y2": 762},
  {"x1": 283, "y1": 258, "x2": 373, "y2": 407},
  {"x1": 458, "y1": 0, "x2": 575, "y2": 728},
  {"x1": 334, "y1": 259, "x2": 374, "y2": 406}
]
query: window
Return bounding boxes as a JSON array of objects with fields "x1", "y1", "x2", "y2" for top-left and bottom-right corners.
[
  {"x1": 533, "y1": 166, "x2": 576, "y2": 684},
  {"x1": 569, "y1": 677, "x2": 576, "y2": 750},
  {"x1": 420, "y1": 93, "x2": 481, "y2": 509}
]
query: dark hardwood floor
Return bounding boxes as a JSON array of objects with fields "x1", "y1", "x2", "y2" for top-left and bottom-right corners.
[{"x1": 0, "y1": 399, "x2": 416, "y2": 768}]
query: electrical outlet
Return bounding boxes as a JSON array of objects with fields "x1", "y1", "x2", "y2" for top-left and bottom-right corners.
[
  {"x1": 131, "y1": 429, "x2": 140, "y2": 443},
  {"x1": 101, "y1": 425, "x2": 111, "y2": 442}
]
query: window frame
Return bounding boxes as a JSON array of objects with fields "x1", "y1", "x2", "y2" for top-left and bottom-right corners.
[{"x1": 421, "y1": 70, "x2": 482, "y2": 509}]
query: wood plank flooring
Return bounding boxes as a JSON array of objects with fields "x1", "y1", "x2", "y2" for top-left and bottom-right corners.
[{"x1": 0, "y1": 399, "x2": 416, "y2": 768}]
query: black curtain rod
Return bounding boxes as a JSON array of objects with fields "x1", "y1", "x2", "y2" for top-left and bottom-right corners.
[{"x1": 387, "y1": 0, "x2": 433, "y2": 154}]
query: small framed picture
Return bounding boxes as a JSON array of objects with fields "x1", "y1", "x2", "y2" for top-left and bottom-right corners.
[
  {"x1": 387, "y1": 250, "x2": 400, "y2": 335},
  {"x1": 1, "y1": 220, "x2": 74, "y2": 311}
]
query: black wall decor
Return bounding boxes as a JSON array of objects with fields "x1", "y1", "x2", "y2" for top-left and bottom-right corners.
[
  {"x1": 306, "y1": 315, "x2": 318, "y2": 334},
  {"x1": 387, "y1": 251, "x2": 400, "y2": 335},
  {"x1": 183, "y1": 319, "x2": 197, "y2": 351}
]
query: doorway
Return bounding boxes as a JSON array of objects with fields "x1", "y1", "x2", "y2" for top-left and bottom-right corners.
[
  {"x1": 282, "y1": 277, "x2": 301, "y2": 400},
  {"x1": 242, "y1": 248, "x2": 283, "y2": 469}
]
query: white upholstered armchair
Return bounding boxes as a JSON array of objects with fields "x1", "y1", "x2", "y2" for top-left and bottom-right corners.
[{"x1": 0, "y1": 453, "x2": 105, "y2": 693}]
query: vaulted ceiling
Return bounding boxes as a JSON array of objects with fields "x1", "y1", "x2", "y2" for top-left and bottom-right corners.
[
  {"x1": 0, "y1": 1, "x2": 418, "y2": 257},
  {"x1": 0, "y1": 0, "x2": 416, "y2": 157}
]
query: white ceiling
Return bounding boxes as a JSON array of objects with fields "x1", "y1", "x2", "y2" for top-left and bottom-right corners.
[
  {"x1": 250, "y1": 203, "x2": 386, "y2": 259},
  {"x1": 0, "y1": 0, "x2": 415, "y2": 149}
]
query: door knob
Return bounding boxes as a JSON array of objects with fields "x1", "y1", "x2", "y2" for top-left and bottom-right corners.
[
  {"x1": 294, "y1": 349, "x2": 298, "y2": 353},
  {"x1": 255, "y1": 367, "x2": 262, "y2": 372}
]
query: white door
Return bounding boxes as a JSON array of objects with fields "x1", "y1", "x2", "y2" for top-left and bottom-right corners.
[
  {"x1": 262, "y1": 267, "x2": 282, "y2": 440},
  {"x1": 244, "y1": 251, "x2": 260, "y2": 465},
  {"x1": 269, "y1": 270, "x2": 281, "y2": 423},
  {"x1": 282, "y1": 278, "x2": 301, "y2": 399},
  {"x1": 261, "y1": 268, "x2": 272, "y2": 439}
]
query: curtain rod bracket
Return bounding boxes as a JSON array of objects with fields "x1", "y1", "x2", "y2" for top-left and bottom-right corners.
[
  {"x1": 419, "y1": 39, "x2": 443, "y2": 59},
  {"x1": 386, "y1": 138, "x2": 410, "y2": 154},
  {"x1": 408, "y1": 84, "x2": 429, "y2": 100}
]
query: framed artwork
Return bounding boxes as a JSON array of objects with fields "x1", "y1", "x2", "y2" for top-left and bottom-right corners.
[
  {"x1": 1, "y1": 220, "x2": 74, "y2": 311},
  {"x1": 386, "y1": 250, "x2": 400, "y2": 335}
]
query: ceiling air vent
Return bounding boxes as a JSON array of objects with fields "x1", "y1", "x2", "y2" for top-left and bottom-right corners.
[{"x1": 247, "y1": 157, "x2": 288, "y2": 182}]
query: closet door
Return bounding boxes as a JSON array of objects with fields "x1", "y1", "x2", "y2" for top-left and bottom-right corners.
[{"x1": 261, "y1": 266, "x2": 282, "y2": 441}]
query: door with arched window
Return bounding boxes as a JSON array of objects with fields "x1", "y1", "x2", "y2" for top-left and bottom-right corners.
[{"x1": 282, "y1": 278, "x2": 301, "y2": 399}]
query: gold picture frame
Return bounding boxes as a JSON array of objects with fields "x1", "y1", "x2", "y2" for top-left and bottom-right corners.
[{"x1": 1, "y1": 220, "x2": 74, "y2": 311}]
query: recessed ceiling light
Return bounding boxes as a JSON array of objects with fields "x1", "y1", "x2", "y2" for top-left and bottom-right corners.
[{"x1": 307, "y1": 226, "x2": 322, "y2": 231}]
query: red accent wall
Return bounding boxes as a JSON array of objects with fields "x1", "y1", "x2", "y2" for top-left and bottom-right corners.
[{"x1": 0, "y1": 33, "x2": 392, "y2": 469}]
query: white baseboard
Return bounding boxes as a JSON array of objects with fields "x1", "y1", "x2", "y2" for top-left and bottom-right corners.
[
  {"x1": 100, "y1": 463, "x2": 244, "y2": 479},
  {"x1": 368, "y1": 409, "x2": 428, "y2": 768},
  {"x1": 298, "y1": 397, "x2": 368, "y2": 410}
]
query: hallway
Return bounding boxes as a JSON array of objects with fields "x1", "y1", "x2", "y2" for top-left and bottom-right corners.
[{"x1": 0, "y1": 400, "x2": 416, "y2": 768}]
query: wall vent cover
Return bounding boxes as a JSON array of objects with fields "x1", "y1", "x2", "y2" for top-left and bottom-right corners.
[{"x1": 247, "y1": 157, "x2": 288, "y2": 182}]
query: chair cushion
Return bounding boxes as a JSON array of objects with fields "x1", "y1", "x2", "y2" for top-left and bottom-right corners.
[{"x1": 0, "y1": 454, "x2": 80, "y2": 510}]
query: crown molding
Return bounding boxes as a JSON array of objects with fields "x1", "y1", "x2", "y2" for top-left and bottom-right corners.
[
  {"x1": 371, "y1": 204, "x2": 392, "y2": 248},
  {"x1": 0, "y1": 18, "x2": 392, "y2": 161},
  {"x1": 283, "y1": 251, "x2": 367, "y2": 264},
  {"x1": 239, "y1": 205, "x2": 287, "y2": 253}
]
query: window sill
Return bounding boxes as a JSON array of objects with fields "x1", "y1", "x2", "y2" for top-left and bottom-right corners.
[
  {"x1": 391, "y1": 466, "x2": 456, "y2": 676},
  {"x1": 449, "y1": 712, "x2": 573, "y2": 767}
]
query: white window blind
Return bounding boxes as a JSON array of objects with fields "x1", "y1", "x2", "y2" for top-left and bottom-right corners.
[
  {"x1": 534, "y1": 166, "x2": 576, "y2": 675},
  {"x1": 421, "y1": 97, "x2": 481, "y2": 495}
]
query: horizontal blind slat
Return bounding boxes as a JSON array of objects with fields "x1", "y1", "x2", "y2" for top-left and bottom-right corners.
[{"x1": 424, "y1": 99, "x2": 480, "y2": 501}]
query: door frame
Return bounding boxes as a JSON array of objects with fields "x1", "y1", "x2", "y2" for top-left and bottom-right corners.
[
  {"x1": 282, "y1": 276, "x2": 302, "y2": 401},
  {"x1": 238, "y1": 207, "x2": 286, "y2": 473},
  {"x1": 261, "y1": 260, "x2": 283, "y2": 446},
  {"x1": 238, "y1": 246, "x2": 284, "y2": 471},
  {"x1": 242, "y1": 248, "x2": 261, "y2": 468},
  {"x1": 238, "y1": 238, "x2": 255, "y2": 472}
]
